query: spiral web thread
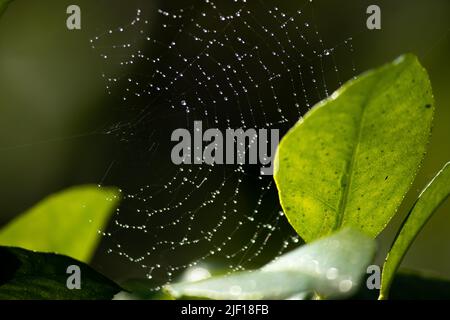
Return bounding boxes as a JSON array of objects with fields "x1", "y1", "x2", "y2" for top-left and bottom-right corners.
[{"x1": 90, "y1": 0, "x2": 358, "y2": 290}]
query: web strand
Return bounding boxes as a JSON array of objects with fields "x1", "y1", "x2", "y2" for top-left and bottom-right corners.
[{"x1": 91, "y1": 0, "x2": 358, "y2": 289}]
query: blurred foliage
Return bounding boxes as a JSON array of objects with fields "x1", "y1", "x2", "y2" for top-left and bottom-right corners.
[
  {"x1": 0, "y1": 185, "x2": 122, "y2": 299},
  {"x1": 0, "y1": 185, "x2": 120, "y2": 262},
  {"x1": 166, "y1": 228, "x2": 375, "y2": 300},
  {"x1": 0, "y1": 0, "x2": 12, "y2": 17},
  {"x1": 117, "y1": 279, "x2": 174, "y2": 300},
  {"x1": 0, "y1": 246, "x2": 121, "y2": 299}
]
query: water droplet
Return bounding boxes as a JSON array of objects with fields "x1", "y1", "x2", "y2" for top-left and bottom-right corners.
[
  {"x1": 339, "y1": 279, "x2": 353, "y2": 293},
  {"x1": 184, "y1": 267, "x2": 211, "y2": 282},
  {"x1": 326, "y1": 267, "x2": 339, "y2": 280},
  {"x1": 229, "y1": 285, "x2": 242, "y2": 296}
]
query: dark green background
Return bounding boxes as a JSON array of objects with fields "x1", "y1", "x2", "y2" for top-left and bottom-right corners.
[{"x1": 0, "y1": 0, "x2": 449, "y2": 282}]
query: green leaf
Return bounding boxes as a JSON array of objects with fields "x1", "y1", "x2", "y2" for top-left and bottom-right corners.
[
  {"x1": 274, "y1": 54, "x2": 434, "y2": 242},
  {"x1": 0, "y1": 185, "x2": 120, "y2": 263},
  {"x1": 379, "y1": 162, "x2": 450, "y2": 299},
  {"x1": 0, "y1": 246, "x2": 122, "y2": 299},
  {"x1": 165, "y1": 228, "x2": 376, "y2": 300},
  {"x1": 117, "y1": 279, "x2": 174, "y2": 300},
  {"x1": 0, "y1": 0, "x2": 12, "y2": 17}
]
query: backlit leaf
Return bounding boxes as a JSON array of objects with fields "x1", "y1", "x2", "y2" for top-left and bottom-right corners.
[
  {"x1": 274, "y1": 54, "x2": 434, "y2": 242},
  {"x1": 379, "y1": 162, "x2": 450, "y2": 299},
  {"x1": 0, "y1": 185, "x2": 120, "y2": 262},
  {"x1": 165, "y1": 228, "x2": 375, "y2": 300}
]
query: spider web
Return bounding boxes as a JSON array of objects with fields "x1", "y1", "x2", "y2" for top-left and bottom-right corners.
[{"x1": 90, "y1": 0, "x2": 358, "y2": 289}]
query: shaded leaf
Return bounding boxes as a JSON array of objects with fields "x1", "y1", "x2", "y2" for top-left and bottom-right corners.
[
  {"x1": 379, "y1": 162, "x2": 450, "y2": 299},
  {"x1": 0, "y1": 185, "x2": 120, "y2": 262},
  {"x1": 274, "y1": 54, "x2": 434, "y2": 242},
  {"x1": 388, "y1": 270, "x2": 450, "y2": 300},
  {"x1": 0, "y1": 246, "x2": 122, "y2": 299},
  {"x1": 165, "y1": 228, "x2": 375, "y2": 300},
  {"x1": 355, "y1": 270, "x2": 450, "y2": 300}
]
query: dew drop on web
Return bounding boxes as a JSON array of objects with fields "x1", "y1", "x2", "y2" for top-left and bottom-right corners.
[{"x1": 90, "y1": 0, "x2": 359, "y2": 288}]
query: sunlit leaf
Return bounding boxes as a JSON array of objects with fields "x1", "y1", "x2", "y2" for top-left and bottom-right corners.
[
  {"x1": 0, "y1": 246, "x2": 121, "y2": 299},
  {"x1": 274, "y1": 54, "x2": 434, "y2": 242},
  {"x1": 379, "y1": 162, "x2": 450, "y2": 299},
  {"x1": 0, "y1": 185, "x2": 120, "y2": 262},
  {"x1": 165, "y1": 228, "x2": 375, "y2": 300}
]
